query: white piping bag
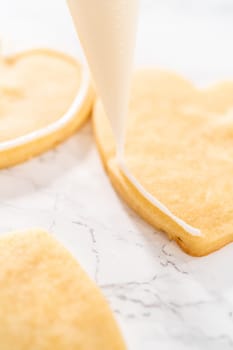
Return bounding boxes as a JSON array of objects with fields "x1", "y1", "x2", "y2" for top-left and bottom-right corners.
[{"x1": 67, "y1": 0, "x2": 139, "y2": 152}]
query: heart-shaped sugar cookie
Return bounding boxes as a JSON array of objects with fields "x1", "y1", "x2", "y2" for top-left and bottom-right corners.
[
  {"x1": 0, "y1": 49, "x2": 94, "y2": 168},
  {"x1": 0, "y1": 229, "x2": 126, "y2": 349},
  {"x1": 93, "y1": 69, "x2": 233, "y2": 256}
]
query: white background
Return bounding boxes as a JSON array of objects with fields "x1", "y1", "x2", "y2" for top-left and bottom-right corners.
[{"x1": 1, "y1": 1, "x2": 233, "y2": 349}]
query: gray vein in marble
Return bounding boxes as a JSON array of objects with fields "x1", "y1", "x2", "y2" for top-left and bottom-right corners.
[{"x1": 72, "y1": 220, "x2": 100, "y2": 282}]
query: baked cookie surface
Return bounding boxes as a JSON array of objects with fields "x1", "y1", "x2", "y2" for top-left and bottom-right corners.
[
  {"x1": 93, "y1": 69, "x2": 233, "y2": 256},
  {"x1": 0, "y1": 49, "x2": 94, "y2": 168},
  {"x1": 0, "y1": 229, "x2": 126, "y2": 350}
]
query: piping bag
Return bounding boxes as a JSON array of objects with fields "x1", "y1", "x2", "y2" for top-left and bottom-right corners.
[
  {"x1": 66, "y1": 0, "x2": 201, "y2": 236},
  {"x1": 67, "y1": 0, "x2": 138, "y2": 155}
]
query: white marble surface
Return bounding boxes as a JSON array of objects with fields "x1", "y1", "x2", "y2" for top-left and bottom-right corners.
[{"x1": 1, "y1": 1, "x2": 233, "y2": 349}]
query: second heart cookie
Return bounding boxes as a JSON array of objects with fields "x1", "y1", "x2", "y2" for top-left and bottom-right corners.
[
  {"x1": 93, "y1": 69, "x2": 233, "y2": 256},
  {"x1": 0, "y1": 49, "x2": 94, "y2": 168}
]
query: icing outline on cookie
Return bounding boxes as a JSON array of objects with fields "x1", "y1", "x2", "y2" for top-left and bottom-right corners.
[{"x1": 0, "y1": 62, "x2": 91, "y2": 151}]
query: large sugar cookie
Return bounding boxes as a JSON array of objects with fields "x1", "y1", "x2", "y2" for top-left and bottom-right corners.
[
  {"x1": 93, "y1": 69, "x2": 233, "y2": 256},
  {"x1": 0, "y1": 49, "x2": 94, "y2": 168},
  {"x1": 0, "y1": 229, "x2": 125, "y2": 350}
]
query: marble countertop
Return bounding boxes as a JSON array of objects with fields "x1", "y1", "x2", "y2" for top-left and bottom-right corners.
[{"x1": 1, "y1": 1, "x2": 233, "y2": 349}]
